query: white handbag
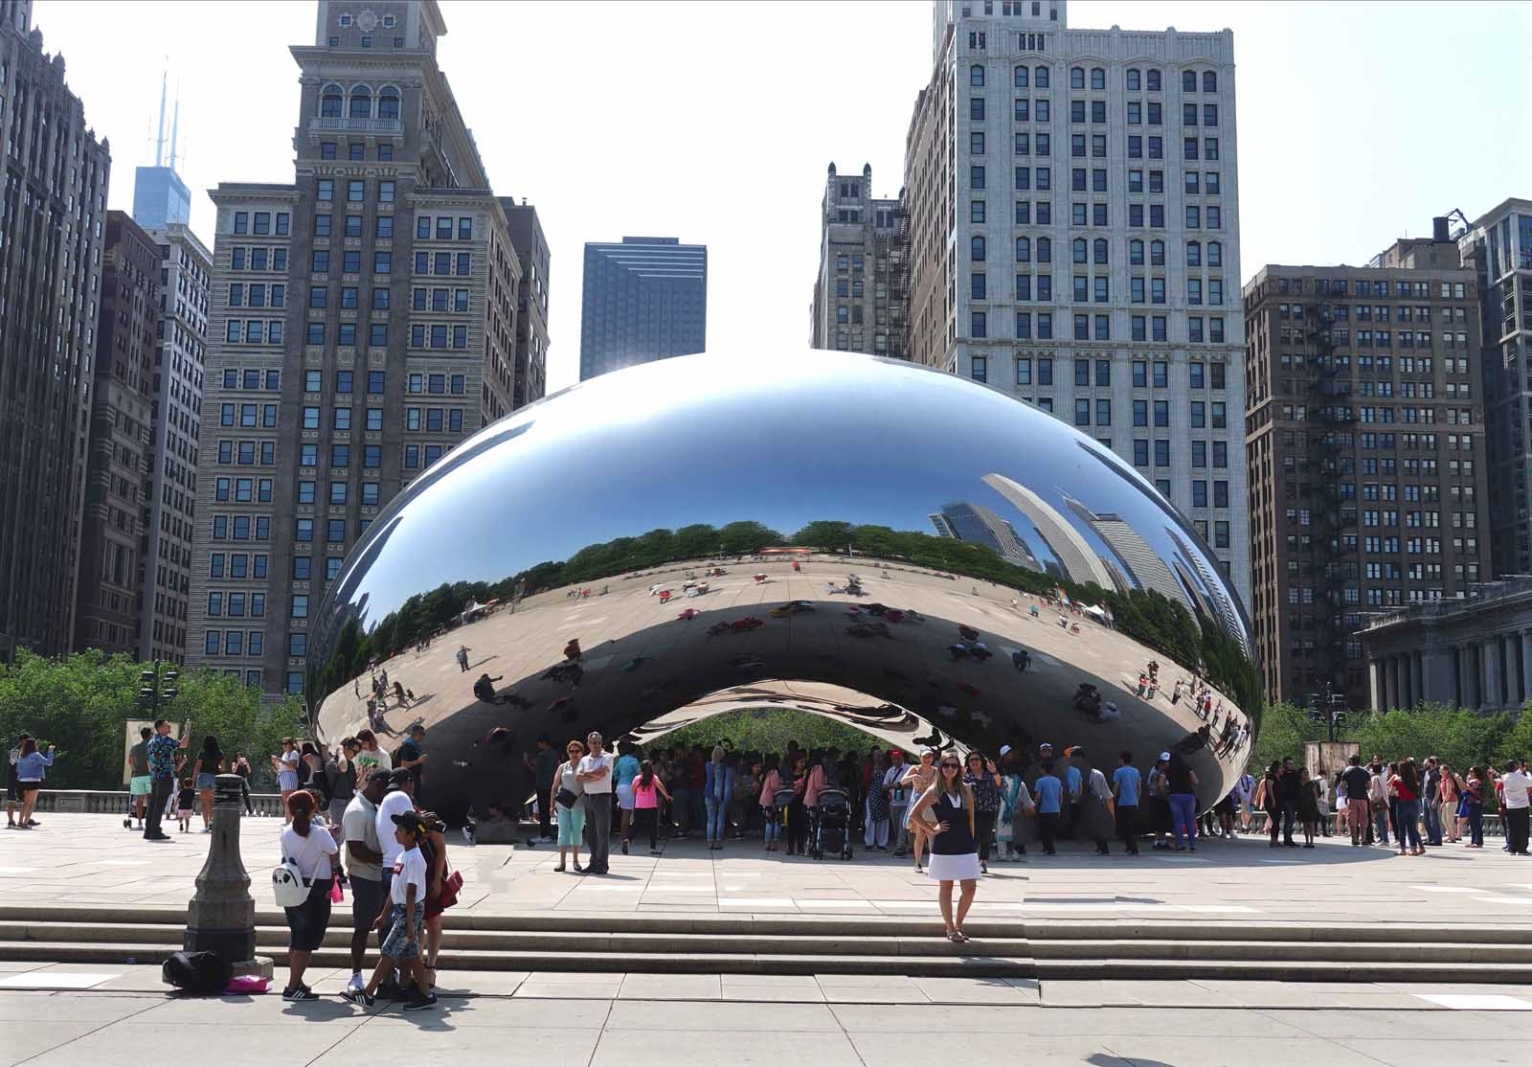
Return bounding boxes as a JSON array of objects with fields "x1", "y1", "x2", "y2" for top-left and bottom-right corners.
[{"x1": 272, "y1": 829, "x2": 319, "y2": 907}]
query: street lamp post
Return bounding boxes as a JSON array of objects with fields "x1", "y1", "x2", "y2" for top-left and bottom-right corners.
[{"x1": 184, "y1": 772, "x2": 271, "y2": 978}]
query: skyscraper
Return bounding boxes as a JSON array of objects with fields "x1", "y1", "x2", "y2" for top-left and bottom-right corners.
[
  {"x1": 1243, "y1": 226, "x2": 1488, "y2": 708},
  {"x1": 579, "y1": 236, "x2": 706, "y2": 381},
  {"x1": 186, "y1": 0, "x2": 539, "y2": 696},
  {"x1": 810, "y1": 163, "x2": 909, "y2": 358},
  {"x1": 1457, "y1": 199, "x2": 1532, "y2": 577},
  {"x1": 74, "y1": 213, "x2": 160, "y2": 655},
  {"x1": 929, "y1": 500, "x2": 1039, "y2": 569},
  {"x1": 134, "y1": 143, "x2": 211, "y2": 663},
  {"x1": 132, "y1": 74, "x2": 192, "y2": 231},
  {"x1": 504, "y1": 199, "x2": 550, "y2": 407},
  {"x1": 0, "y1": 4, "x2": 112, "y2": 659},
  {"x1": 903, "y1": 0, "x2": 1249, "y2": 610}
]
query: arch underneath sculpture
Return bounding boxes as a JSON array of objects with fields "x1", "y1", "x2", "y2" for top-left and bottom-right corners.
[{"x1": 314, "y1": 556, "x2": 1246, "y2": 825}]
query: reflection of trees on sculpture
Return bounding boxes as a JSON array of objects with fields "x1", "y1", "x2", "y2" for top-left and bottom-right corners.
[{"x1": 319, "y1": 519, "x2": 1259, "y2": 716}]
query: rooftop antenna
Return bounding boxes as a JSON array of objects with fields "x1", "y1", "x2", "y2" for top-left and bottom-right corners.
[
  {"x1": 169, "y1": 83, "x2": 181, "y2": 172},
  {"x1": 154, "y1": 68, "x2": 167, "y2": 166}
]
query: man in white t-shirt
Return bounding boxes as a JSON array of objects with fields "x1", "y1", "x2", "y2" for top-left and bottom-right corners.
[
  {"x1": 1501, "y1": 760, "x2": 1532, "y2": 856},
  {"x1": 576, "y1": 731, "x2": 615, "y2": 874},
  {"x1": 375, "y1": 770, "x2": 416, "y2": 896}
]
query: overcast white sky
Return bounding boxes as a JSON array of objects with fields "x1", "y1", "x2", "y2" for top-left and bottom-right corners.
[{"x1": 35, "y1": 0, "x2": 1532, "y2": 392}]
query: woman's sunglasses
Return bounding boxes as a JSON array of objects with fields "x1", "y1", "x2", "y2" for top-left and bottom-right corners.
[{"x1": 941, "y1": 761, "x2": 961, "y2": 769}]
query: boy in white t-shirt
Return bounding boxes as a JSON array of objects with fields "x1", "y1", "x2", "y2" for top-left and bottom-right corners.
[{"x1": 344, "y1": 810, "x2": 435, "y2": 1011}]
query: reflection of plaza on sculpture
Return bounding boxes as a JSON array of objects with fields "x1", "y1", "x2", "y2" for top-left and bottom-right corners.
[
  {"x1": 313, "y1": 541, "x2": 1253, "y2": 824},
  {"x1": 306, "y1": 351, "x2": 1257, "y2": 825}
]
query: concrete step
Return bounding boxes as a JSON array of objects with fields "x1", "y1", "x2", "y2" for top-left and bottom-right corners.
[
  {"x1": 4, "y1": 905, "x2": 1530, "y2": 945},
  {"x1": 7, "y1": 938, "x2": 1532, "y2": 982},
  {"x1": 1, "y1": 921, "x2": 1525, "y2": 967}
]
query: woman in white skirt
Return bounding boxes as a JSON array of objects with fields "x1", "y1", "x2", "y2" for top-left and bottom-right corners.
[{"x1": 908, "y1": 753, "x2": 980, "y2": 942}]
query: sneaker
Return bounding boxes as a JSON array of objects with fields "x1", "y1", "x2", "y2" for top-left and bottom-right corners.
[
  {"x1": 340, "y1": 988, "x2": 374, "y2": 1007},
  {"x1": 282, "y1": 987, "x2": 320, "y2": 1002},
  {"x1": 402, "y1": 993, "x2": 437, "y2": 1012},
  {"x1": 346, "y1": 973, "x2": 364, "y2": 993}
]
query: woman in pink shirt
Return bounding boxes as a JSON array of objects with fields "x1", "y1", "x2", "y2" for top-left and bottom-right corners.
[
  {"x1": 630, "y1": 760, "x2": 670, "y2": 856},
  {"x1": 758, "y1": 754, "x2": 784, "y2": 853}
]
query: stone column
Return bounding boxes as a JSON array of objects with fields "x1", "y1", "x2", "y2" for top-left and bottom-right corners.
[
  {"x1": 1369, "y1": 659, "x2": 1384, "y2": 713},
  {"x1": 1411, "y1": 652, "x2": 1425, "y2": 709},
  {"x1": 1484, "y1": 638, "x2": 1503, "y2": 712},
  {"x1": 1384, "y1": 656, "x2": 1398, "y2": 711},
  {"x1": 1522, "y1": 631, "x2": 1532, "y2": 706},
  {"x1": 184, "y1": 773, "x2": 272, "y2": 977}
]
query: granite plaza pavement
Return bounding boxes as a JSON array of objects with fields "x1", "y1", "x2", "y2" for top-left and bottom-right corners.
[
  {"x1": 6, "y1": 814, "x2": 1532, "y2": 1065},
  {"x1": 6, "y1": 810, "x2": 1532, "y2": 924}
]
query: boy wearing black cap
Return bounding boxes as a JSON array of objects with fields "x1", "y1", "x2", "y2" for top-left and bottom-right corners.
[{"x1": 344, "y1": 810, "x2": 435, "y2": 1010}]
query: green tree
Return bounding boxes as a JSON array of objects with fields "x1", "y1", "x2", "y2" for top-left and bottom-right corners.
[
  {"x1": 657, "y1": 708, "x2": 892, "y2": 758},
  {"x1": 1249, "y1": 701, "x2": 1312, "y2": 771},
  {"x1": 0, "y1": 650, "x2": 305, "y2": 791}
]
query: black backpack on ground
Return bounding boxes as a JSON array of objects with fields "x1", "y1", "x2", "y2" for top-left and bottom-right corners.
[{"x1": 162, "y1": 950, "x2": 232, "y2": 995}]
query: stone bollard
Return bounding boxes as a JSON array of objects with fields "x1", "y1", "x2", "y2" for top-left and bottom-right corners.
[{"x1": 184, "y1": 772, "x2": 272, "y2": 978}]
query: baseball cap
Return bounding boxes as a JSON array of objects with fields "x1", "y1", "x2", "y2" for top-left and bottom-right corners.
[
  {"x1": 998, "y1": 744, "x2": 1012, "y2": 756},
  {"x1": 365, "y1": 768, "x2": 393, "y2": 785},
  {"x1": 388, "y1": 768, "x2": 414, "y2": 788},
  {"x1": 1039, "y1": 742, "x2": 1054, "y2": 750},
  {"x1": 391, "y1": 810, "x2": 428, "y2": 834},
  {"x1": 1158, "y1": 751, "x2": 1171, "y2": 761}
]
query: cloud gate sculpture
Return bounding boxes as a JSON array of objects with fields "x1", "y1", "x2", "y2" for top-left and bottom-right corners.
[{"x1": 309, "y1": 351, "x2": 1258, "y2": 825}]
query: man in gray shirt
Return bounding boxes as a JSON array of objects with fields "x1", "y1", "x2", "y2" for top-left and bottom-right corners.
[{"x1": 341, "y1": 769, "x2": 389, "y2": 995}]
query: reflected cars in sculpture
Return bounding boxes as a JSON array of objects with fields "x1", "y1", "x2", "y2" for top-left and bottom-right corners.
[{"x1": 308, "y1": 351, "x2": 1258, "y2": 825}]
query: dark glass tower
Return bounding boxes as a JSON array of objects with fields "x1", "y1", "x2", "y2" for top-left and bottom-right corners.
[{"x1": 579, "y1": 236, "x2": 707, "y2": 381}]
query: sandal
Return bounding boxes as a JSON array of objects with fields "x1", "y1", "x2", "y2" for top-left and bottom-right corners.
[
  {"x1": 944, "y1": 930, "x2": 961, "y2": 942},
  {"x1": 953, "y1": 930, "x2": 970, "y2": 943},
  {"x1": 555, "y1": 863, "x2": 566, "y2": 872}
]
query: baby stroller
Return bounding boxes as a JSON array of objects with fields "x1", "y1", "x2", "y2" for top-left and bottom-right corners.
[
  {"x1": 812, "y1": 788, "x2": 854, "y2": 860},
  {"x1": 772, "y1": 786, "x2": 798, "y2": 848}
]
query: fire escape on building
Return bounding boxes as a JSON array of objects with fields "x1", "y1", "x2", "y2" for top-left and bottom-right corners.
[
  {"x1": 878, "y1": 198, "x2": 912, "y2": 361},
  {"x1": 1302, "y1": 287, "x2": 1359, "y2": 710}
]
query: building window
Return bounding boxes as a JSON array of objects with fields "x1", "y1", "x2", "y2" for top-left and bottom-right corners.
[{"x1": 378, "y1": 87, "x2": 400, "y2": 119}]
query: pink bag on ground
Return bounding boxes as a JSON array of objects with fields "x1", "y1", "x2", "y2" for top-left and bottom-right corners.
[{"x1": 226, "y1": 975, "x2": 269, "y2": 995}]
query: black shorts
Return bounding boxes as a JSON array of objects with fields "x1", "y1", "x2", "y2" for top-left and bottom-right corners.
[
  {"x1": 350, "y1": 874, "x2": 384, "y2": 933},
  {"x1": 284, "y1": 879, "x2": 333, "y2": 952}
]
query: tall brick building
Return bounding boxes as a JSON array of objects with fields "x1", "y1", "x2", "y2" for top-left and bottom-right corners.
[
  {"x1": 0, "y1": 1, "x2": 112, "y2": 659},
  {"x1": 186, "y1": 0, "x2": 543, "y2": 695},
  {"x1": 74, "y1": 213, "x2": 160, "y2": 653},
  {"x1": 1243, "y1": 222, "x2": 1490, "y2": 708}
]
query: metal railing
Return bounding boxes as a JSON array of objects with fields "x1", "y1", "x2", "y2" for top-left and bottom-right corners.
[{"x1": 33, "y1": 788, "x2": 288, "y2": 817}]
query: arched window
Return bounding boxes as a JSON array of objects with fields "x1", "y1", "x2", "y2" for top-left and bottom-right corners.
[
  {"x1": 970, "y1": 64, "x2": 985, "y2": 87},
  {"x1": 348, "y1": 85, "x2": 372, "y2": 119},
  {"x1": 1129, "y1": 239, "x2": 1144, "y2": 265},
  {"x1": 320, "y1": 84, "x2": 343, "y2": 118},
  {"x1": 1150, "y1": 240, "x2": 1165, "y2": 266},
  {"x1": 1146, "y1": 69, "x2": 1161, "y2": 92},
  {"x1": 1126, "y1": 68, "x2": 1141, "y2": 91},
  {"x1": 1182, "y1": 70, "x2": 1197, "y2": 92},
  {"x1": 1070, "y1": 66, "x2": 1085, "y2": 89},
  {"x1": 1035, "y1": 65, "x2": 1050, "y2": 88},
  {"x1": 1037, "y1": 236, "x2": 1051, "y2": 262},
  {"x1": 1015, "y1": 236, "x2": 1031, "y2": 263},
  {"x1": 1090, "y1": 67, "x2": 1105, "y2": 90},
  {"x1": 1014, "y1": 65, "x2": 1029, "y2": 88},
  {"x1": 971, "y1": 235, "x2": 986, "y2": 261},
  {"x1": 1072, "y1": 238, "x2": 1087, "y2": 264},
  {"x1": 1208, "y1": 241, "x2": 1223, "y2": 267},
  {"x1": 1203, "y1": 71, "x2": 1217, "y2": 93},
  {"x1": 377, "y1": 86, "x2": 401, "y2": 120},
  {"x1": 1187, "y1": 240, "x2": 1202, "y2": 267},
  {"x1": 1093, "y1": 238, "x2": 1108, "y2": 264}
]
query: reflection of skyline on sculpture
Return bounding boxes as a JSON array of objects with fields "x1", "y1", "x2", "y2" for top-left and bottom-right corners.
[{"x1": 308, "y1": 351, "x2": 1258, "y2": 823}]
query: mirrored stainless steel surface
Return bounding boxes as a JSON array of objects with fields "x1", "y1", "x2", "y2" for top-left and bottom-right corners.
[{"x1": 309, "y1": 351, "x2": 1258, "y2": 823}]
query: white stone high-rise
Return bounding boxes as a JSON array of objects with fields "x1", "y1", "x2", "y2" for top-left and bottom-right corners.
[{"x1": 905, "y1": 0, "x2": 1249, "y2": 608}]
